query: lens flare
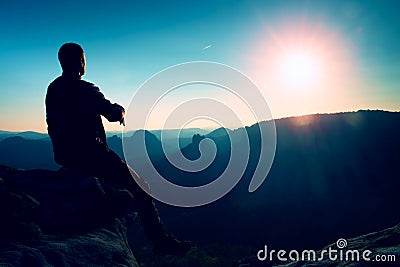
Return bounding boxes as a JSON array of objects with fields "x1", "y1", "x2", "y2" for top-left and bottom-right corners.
[{"x1": 278, "y1": 50, "x2": 320, "y2": 90}]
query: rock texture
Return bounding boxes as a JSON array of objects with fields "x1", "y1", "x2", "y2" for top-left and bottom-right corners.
[{"x1": 0, "y1": 165, "x2": 139, "y2": 267}]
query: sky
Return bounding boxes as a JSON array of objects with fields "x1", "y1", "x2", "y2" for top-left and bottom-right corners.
[{"x1": 0, "y1": 0, "x2": 399, "y2": 132}]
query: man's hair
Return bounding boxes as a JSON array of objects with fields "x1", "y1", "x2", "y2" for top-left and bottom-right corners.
[{"x1": 58, "y1": 43, "x2": 84, "y2": 73}]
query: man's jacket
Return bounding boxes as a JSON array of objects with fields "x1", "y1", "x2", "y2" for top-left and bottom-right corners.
[{"x1": 46, "y1": 75, "x2": 124, "y2": 166}]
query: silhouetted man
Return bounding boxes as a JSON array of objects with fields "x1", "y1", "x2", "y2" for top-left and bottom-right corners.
[{"x1": 46, "y1": 42, "x2": 190, "y2": 255}]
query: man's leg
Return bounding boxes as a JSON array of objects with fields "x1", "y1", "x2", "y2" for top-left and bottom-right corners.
[{"x1": 99, "y1": 150, "x2": 191, "y2": 255}]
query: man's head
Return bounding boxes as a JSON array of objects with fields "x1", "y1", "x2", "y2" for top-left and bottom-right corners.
[{"x1": 58, "y1": 43, "x2": 86, "y2": 77}]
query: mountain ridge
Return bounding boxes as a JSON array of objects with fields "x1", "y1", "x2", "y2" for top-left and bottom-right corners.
[{"x1": 2, "y1": 109, "x2": 397, "y2": 140}]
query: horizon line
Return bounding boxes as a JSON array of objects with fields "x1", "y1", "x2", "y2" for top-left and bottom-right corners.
[{"x1": 1, "y1": 109, "x2": 399, "y2": 134}]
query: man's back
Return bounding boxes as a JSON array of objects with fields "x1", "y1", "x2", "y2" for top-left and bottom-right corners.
[{"x1": 46, "y1": 75, "x2": 122, "y2": 166}]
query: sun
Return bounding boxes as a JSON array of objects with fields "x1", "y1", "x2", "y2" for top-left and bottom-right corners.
[
  {"x1": 278, "y1": 50, "x2": 320, "y2": 90},
  {"x1": 247, "y1": 17, "x2": 357, "y2": 119},
  {"x1": 248, "y1": 18, "x2": 353, "y2": 95}
]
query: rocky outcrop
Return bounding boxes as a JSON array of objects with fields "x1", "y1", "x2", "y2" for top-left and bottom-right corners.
[{"x1": 0, "y1": 165, "x2": 139, "y2": 267}]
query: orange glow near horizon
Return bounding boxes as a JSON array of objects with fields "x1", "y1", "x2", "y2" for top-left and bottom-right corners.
[{"x1": 246, "y1": 18, "x2": 360, "y2": 119}]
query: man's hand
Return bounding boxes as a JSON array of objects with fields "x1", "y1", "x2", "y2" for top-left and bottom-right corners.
[
  {"x1": 120, "y1": 110, "x2": 125, "y2": 126},
  {"x1": 101, "y1": 102, "x2": 126, "y2": 124}
]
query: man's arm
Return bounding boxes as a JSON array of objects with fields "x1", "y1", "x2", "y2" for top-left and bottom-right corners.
[{"x1": 91, "y1": 86, "x2": 125, "y2": 123}]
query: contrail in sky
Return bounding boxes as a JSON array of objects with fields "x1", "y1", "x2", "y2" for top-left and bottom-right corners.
[{"x1": 202, "y1": 44, "x2": 212, "y2": 50}]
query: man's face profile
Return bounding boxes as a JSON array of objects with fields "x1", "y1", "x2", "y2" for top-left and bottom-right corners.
[{"x1": 80, "y1": 53, "x2": 86, "y2": 76}]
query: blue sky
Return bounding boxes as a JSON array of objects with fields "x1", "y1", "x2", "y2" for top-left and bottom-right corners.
[{"x1": 1, "y1": 0, "x2": 399, "y2": 132}]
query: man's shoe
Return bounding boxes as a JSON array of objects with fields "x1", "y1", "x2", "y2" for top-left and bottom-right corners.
[{"x1": 153, "y1": 233, "x2": 192, "y2": 256}]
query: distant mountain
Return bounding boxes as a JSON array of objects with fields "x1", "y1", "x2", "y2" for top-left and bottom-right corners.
[
  {"x1": 149, "y1": 128, "x2": 212, "y2": 150},
  {"x1": 151, "y1": 128, "x2": 211, "y2": 140},
  {"x1": 122, "y1": 129, "x2": 166, "y2": 169},
  {"x1": 0, "y1": 130, "x2": 49, "y2": 142},
  {"x1": 0, "y1": 128, "x2": 209, "y2": 155},
  {"x1": 153, "y1": 110, "x2": 400, "y2": 250},
  {"x1": 0, "y1": 136, "x2": 58, "y2": 170},
  {"x1": 205, "y1": 127, "x2": 232, "y2": 139},
  {"x1": 106, "y1": 128, "x2": 211, "y2": 140}
]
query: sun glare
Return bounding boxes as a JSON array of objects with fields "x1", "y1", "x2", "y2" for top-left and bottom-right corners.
[
  {"x1": 279, "y1": 50, "x2": 320, "y2": 89},
  {"x1": 247, "y1": 17, "x2": 357, "y2": 118}
]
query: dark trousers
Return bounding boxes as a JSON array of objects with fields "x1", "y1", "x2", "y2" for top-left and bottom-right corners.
[{"x1": 64, "y1": 147, "x2": 164, "y2": 241}]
